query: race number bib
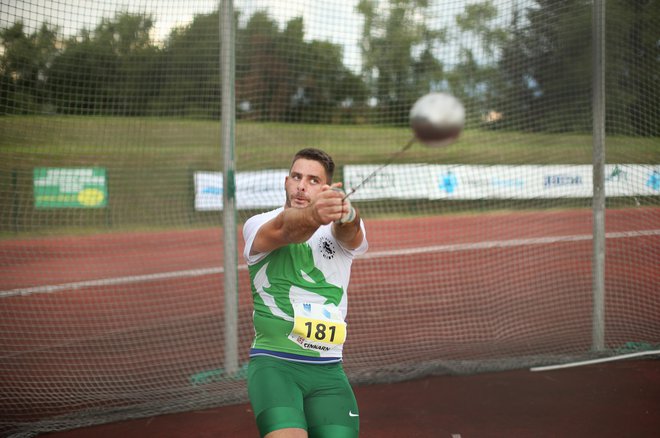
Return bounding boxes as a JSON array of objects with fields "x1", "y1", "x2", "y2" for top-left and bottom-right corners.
[{"x1": 288, "y1": 302, "x2": 346, "y2": 352}]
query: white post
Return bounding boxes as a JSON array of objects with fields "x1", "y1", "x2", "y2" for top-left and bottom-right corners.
[
  {"x1": 591, "y1": 0, "x2": 606, "y2": 352},
  {"x1": 221, "y1": 0, "x2": 238, "y2": 374}
]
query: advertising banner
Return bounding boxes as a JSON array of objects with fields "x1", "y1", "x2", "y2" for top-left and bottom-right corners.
[
  {"x1": 195, "y1": 165, "x2": 659, "y2": 210},
  {"x1": 342, "y1": 164, "x2": 435, "y2": 200},
  {"x1": 34, "y1": 168, "x2": 107, "y2": 208},
  {"x1": 194, "y1": 170, "x2": 287, "y2": 210},
  {"x1": 344, "y1": 164, "x2": 660, "y2": 200}
]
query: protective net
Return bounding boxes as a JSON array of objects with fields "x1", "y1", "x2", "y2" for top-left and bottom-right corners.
[{"x1": 1, "y1": 0, "x2": 659, "y2": 436}]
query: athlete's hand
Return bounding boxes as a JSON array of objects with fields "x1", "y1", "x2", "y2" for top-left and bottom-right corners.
[
  {"x1": 331, "y1": 187, "x2": 356, "y2": 224},
  {"x1": 310, "y1": 183, "x2": 346, "y2": 225}
]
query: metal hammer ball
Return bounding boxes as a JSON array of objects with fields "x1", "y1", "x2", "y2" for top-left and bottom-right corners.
[{"x1": 409, "y1": 92, "x2": 465, "y2": 147}]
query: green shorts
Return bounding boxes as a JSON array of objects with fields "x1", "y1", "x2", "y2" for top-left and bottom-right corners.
[{"x1": 247, "y1": 355, "x2": 359, "y2": 438}]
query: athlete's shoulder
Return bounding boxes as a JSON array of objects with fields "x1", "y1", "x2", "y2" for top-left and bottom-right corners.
[
  {"x1": 243, "y1": 207, "x2": 283, "y2": 235},
  {"x1": 243, "y1": 207, "x2": 284, "y2": 264}
]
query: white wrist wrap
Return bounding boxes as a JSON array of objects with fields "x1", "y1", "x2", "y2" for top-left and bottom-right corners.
[
  {"x1": 332, "y1": 187, "x2": 356, "y2": 224},
  {"x1": 340, "y1": 205, "x2": 356, "y2": 224}
]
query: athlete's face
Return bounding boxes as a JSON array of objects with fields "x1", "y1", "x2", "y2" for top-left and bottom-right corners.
[{"x1": 285, "y1": 158, "x2": 328, "y2": 208}]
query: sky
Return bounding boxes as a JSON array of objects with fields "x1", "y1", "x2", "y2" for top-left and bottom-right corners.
[{"x1": 2, "y1": 0, "x2": 523, "y2": 70}]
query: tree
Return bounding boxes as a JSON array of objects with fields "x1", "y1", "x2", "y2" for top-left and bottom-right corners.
[
  {"x1": 451, "y1": 0, "x2": 508, "y2": 125},
  {"x1": 237, "y1": 12, "x2": 364, "y2": 123},
  {"x1": 157, "y1": 11, "x2": 222, "y2": 117},
  {"x1": 494, "y1": 0, "x2": 595, "y2": 132},
  {"x1": 236, "y1": 11, "x2": 290, "y2": 121},
  {"x1": 0, "y1": 21, "x2": 58, "y2": 113},
  {"x1": 497, "y1": 0, "x2": 658, "y2": 134},
  {"x1": 606, "y1": 0, "x2": 660, "y2": 135},
  {"x1": 48, "y1": 12, "x2": 159, "y2": 115},
  {"x1": 532, "y1": 0, "x2": 593, "y2": 132},
  {"x1": 357, "y1": 0, "x2": 446, "y2": 125}
]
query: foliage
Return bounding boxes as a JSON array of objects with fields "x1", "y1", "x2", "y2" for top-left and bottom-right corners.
[
  {"x1": 605, "y1": 0, "x2": 660, "y2": 135},
  {"x1": 496, "y1": 0, "x2": 659, "y2": 134},
  {"x1": 0, "y1": 21, "x2": 59, "y2": 113},
  {"x1": 357, "y1": 0, "x2": 447, "y2": 125},
  {"x1": 0, "y1": 1, "x2": 658, "y2": 135},
  {"x1": 451, "y1": 1, "x2": 507, "y2": 125}
]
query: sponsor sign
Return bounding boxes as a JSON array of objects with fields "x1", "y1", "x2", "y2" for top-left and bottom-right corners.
[
  {"x1": 344, "y1": 164, "x2": 660, "y2": 200},
  {"x1": 34, "y1": 168, "x2": 107, "y2": 208},
  {"x1": 195, "y1": 165, "x2": 659, "y2": 210},
  {"x1": 342, "y1": 164, "x2": 435, "y2": 200},
  {"x1": 194, "y1": 170, "x2": 287, "y2": 210}
]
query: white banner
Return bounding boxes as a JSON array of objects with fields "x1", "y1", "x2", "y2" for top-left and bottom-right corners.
[
  {"x1": 195, "y1": 165, "x2": 659, "y2": 210},
  {"x1": 194, "y1": 170, "x2": 287, "y2": 210},
  {"x1": 342, "y1": 164, "x2": 434, "y2": 200},
  {"x1": 429, "y1": 165, "x2": 593, "y2": 199},
  {"x1": 343, "y1": 164, "x2": 660, "y2": 200}
]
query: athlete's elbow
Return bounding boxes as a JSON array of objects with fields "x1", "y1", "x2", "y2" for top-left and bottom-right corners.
[{"x1": 282, "y1": 228, "x2": 314, "y2": 244}]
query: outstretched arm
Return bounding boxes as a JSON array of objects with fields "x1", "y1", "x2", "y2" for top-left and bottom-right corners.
[
  {"x1": 332, "y1": 188, "x2": 363, "y2": 250},
  {"x1": 250, "y1": 185, "x2": 345, "y2": 255},
  {"x1": 332, "y1": 205, "x2": 363, "y2": 250}
]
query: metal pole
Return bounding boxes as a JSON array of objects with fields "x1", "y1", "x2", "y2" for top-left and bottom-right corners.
[
  {"x1": 591, "y1": 0, "x2": 606, "y2": 352},
  {"x1": 220, "y1": 0, "x2": 238, "y2": 374}
]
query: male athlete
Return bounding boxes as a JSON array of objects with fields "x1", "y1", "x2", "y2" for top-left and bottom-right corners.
[{"x1": 243, "y1": 148, "x2": 367, "y2": 438}]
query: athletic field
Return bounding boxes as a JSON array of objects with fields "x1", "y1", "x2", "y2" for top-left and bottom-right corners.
[{"x1": 2, "y1": 208, "x2": 659, "y2": 436}]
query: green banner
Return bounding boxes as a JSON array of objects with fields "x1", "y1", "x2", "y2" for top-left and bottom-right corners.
[{"x1": 34, "y1": 168, "x2": 107, "y2": 208}]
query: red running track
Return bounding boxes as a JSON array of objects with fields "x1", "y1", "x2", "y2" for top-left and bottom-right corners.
[{"x1": 1, "y1": 208, "x2": 659, "y2": 436}]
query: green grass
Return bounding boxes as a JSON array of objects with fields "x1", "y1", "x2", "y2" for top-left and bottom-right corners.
[
  {"x1": 2, "y1": 115, "x2": 659, "y2": 167},
  {"x1": 1, "y1": 115, "x2": 658, "y2": 237}
]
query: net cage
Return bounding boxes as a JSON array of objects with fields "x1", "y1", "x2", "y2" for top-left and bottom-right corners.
[{"x1": 0, "y1": 0, "x2": 659, "y2": 436}]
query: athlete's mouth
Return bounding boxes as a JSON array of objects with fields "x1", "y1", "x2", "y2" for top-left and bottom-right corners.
[{"x1": 291, "y1": 194, "x2": 309, "y2": 206}]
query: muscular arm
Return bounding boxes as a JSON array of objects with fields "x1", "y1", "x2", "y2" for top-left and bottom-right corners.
[
  {"x1": 250, "y1": 186, "x2": 345, "y2": 255},
  {"x1": 250, "y1": 207, "x2": 319, "y2": 255},
  {"x1": 332, "y1": 208, "x2": 364, "y2": 250}
]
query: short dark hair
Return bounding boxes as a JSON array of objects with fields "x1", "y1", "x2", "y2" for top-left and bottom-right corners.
[{"x1": 291, "y1": 148, "x2": 335, "y2": 183}]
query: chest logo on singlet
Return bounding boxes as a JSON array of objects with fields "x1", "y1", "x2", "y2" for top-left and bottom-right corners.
[{"x1": 318, "y1": 236, "x2": 336, "y2": 260}]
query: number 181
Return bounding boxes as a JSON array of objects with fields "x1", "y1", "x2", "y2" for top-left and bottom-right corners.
[{"x1": 304, "y1": 321, "x2": 336, "y2": 342}]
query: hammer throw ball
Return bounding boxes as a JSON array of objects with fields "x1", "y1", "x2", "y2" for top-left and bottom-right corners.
[{"x1": 409, "y1": 92, "x2": 465, "y2": 147}]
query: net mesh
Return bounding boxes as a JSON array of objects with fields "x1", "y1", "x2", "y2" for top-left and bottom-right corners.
[{"x1": 1, "y1": 0, "x2": 659, "y2": 436}]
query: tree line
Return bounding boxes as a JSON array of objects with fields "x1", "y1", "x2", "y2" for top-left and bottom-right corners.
[{"x1": 0, "y1": 0, "x2": 657, "y2": 134}]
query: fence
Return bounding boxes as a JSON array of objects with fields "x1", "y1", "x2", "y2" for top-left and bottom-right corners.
[{"x1": 1, "y1": 0, "x2": 659, "y2": 436}]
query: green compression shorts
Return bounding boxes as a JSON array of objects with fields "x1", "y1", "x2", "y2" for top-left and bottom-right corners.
[{"x1": 247, "y1": 355, "x2": 359, "y2": 438}]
